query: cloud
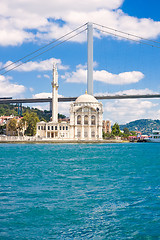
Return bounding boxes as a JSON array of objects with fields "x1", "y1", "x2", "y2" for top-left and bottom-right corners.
[
  {"x1": 29, "y1": 87, "x2": 34, "y2": 92},
  {"x1": 44, "y1": 74, "x2": 50, "y2": 79},
  {"x1": 0, "y1": 75, "x2": 25, "y2": 97},
  {"x1": 64, "y1": 66, "x2": 144, "y2": 85},
  {"x1": 94, "y1": 70, "x2": 144, "y2": 85},
  {"x1": 95, "y1": 88, "x2": 158, "y2": 96},
  {"x1": 1, "y1": 0, "x2": 160, "y2": 46},
  {"x1": 103, "y1": 98, "x2": 159, "y2": 124},
  {"x1": 33, "y1": 92, "x2": 63, "y2": 98},
  {"x1": 3, "y1": 58, "x2": 69, "y2": 72}
]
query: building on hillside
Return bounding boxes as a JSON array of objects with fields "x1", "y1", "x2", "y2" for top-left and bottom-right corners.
[
  {"x1": 36, "y1": 64, "x2": 103, "y2": 140},
  {"x1": 6, "y1": 117, "x2": 26, "y2": 136},
  {"x1": 0, "y1": 115, "x2": 14, "y2": 125},
  {"x1": 103, "y1": 120, "x2": 111, "y2": 134}
]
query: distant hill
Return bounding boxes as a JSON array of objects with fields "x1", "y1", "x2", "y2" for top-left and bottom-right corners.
[
  {"x1": 119, "y1": 119, "x2": 160, "y2": 135},
  {"x1": 0, "y1": 104, "x2": 66, "y2": 122}
]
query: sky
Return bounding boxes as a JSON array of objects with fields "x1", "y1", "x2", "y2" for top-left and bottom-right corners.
[{"x1": 0, "y1": 0, "x2": 160, "y2": 124}]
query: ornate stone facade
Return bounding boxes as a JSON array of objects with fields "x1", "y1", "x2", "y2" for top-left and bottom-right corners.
[{"x1": 69, "y1": 92, "x2": 103, "y2": 140}]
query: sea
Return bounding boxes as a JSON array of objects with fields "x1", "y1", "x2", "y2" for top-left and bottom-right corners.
[{"x1": 0, "y1": 143, "x2": 160, "y2": 240}]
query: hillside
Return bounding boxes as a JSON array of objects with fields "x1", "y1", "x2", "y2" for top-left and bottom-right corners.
[
  {"x1": 119, "y1": 119, "x2": 160, "y2": 135},
  {"x1": 0, "y1": 104, "x2": 66, "y2": 122}
]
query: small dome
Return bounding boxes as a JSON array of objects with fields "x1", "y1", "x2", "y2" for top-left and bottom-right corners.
[{"x1": 75, "y1": 92, "x2": 98, "y2": 103}]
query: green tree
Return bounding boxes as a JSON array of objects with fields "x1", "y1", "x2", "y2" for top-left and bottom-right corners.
[
  {"x1": 123, "y1": 127, "x2": 130, "y2": 135},
  {"x1": 7, "y1": 118, "x2": 18, "y2": 135},
  {"x1": 111, "y1": 123, "x2": 121, "y2": 136},
  {"x1": 23, "y1": 112, "x2": 39, "y2": 136},
  {"x1": 17, "y1": 118, "x2": 26, "y2": 136}
]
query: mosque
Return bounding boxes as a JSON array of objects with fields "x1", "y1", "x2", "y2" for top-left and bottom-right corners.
[{"x1": 36, "y1": 65, "x2": 103, "y2": 140}]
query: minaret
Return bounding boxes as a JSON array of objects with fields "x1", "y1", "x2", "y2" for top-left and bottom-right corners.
[{"x1": 51, "y1": 64, "x2": 58, "y2": 122}]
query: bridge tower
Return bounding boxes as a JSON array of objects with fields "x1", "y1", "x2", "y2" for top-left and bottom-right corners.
[
  {"x1": 51, "y1": 64, "x2": 59, "y2": 122},
  {"x1": 87, "y1": 22, "x2": 93, "y2": 96}
]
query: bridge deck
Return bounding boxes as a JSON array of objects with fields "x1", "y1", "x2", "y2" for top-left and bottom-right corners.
[{"x1": 0, "y1": 94, "x2": 160, "y2": 104}]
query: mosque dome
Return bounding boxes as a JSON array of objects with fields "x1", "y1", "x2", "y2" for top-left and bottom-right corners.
[{"x1": 75, "y1": 92, "x2": 98, "y2": 103}]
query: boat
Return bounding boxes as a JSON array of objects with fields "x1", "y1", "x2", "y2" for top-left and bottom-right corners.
[{"x1": 144, "y1": 130, "x2": 160, "y2": 142}]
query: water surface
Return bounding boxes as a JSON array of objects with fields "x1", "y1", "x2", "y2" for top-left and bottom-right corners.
[{"x1": 0, "y1": 143, "x2": 160, "y2": 239}]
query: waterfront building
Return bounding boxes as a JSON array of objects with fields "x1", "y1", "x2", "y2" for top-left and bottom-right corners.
[
  {"x1": 102, "y1": 120, "x2": 111, "y2": 134},
  {"x1": 36, "y1": 64, "x2": 103, "y2": 140}
]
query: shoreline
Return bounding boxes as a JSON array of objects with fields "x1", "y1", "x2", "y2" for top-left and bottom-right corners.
[{"x1": 0, "y1": 139, "x2": 127, "y2": 144}]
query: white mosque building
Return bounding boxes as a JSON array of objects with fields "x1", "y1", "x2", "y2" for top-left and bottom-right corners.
[{"x1": 36, "y1": 64, "x2": 103, "y2": 140}]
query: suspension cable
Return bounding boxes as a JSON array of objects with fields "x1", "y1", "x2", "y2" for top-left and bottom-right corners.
[
  {"x1": 0, "y1": 23, "x2": 87, "y2": 73},
  {"x1": 0, "y1": 28, "x2": 87, "y2": 76},
  {"x1": 94, "y1": 27, "x2": 160, "y2": 49},
  {"x1": 93, "y1": 22, "x2": 160, "y2": 45}
]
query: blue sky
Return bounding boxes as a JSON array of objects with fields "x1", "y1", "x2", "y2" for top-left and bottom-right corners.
[{"x1": 0, "y1": 0, "x2": 160, "y2": 124}]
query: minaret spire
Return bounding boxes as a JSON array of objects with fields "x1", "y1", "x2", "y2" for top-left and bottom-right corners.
[{"x1": 51, "y1": 63, "x2": 58, "y2": 122}]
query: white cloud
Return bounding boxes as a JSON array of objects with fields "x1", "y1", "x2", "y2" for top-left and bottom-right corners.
[
  {"x1": 64, "y1": 69, "x2": 87, "y2": 83},
  {"x1": 64, "y1": 67, "x2": 144, "y2": 85},
  {"x1": 1, "y1": 0, "x2": 160, "y2": 46},
  {"x1": 33, "y1": 92, "x2": 63, "y2": 98},
  {"x1": 44, "y1": 74, "x2": 50, "y2": 79},
  {"x1": 94, "y1": 70, "x2": 144, "y2": 85},
  {"x1": 33, "y1": 92, "x2": 52, "y2": 98},
  {"x1": 104, "y1": 98, "x2": 159, "y2": 124},
  {"x1": 29, "y1": 87, "x2": 34, "y2": 92},
  {"x1": 3, "y1": 58, "x2": 68, "y2": 72},
  {"x1": 0, "y1": 75, "x2": 25, "y2": 97},
  {"x1": 95, "y1": 88, "x2": 158, "y2": 96}
]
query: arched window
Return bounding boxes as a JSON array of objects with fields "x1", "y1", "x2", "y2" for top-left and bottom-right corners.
[
  {"x1": 83, "y1": 107, "x2": 89, "y2": 113},
  {"x1": 91, "y1": 131, "x2": 95, "y2": 137},
  {"x1": 84, "y1": 115, "x2": 88, "y2": 125},
  {"x1": 77, "y1": 115, "x2": 81, "y2": 125},
  {"x1": 91, "y1": 115, "x2": 96, "y2": 125}
]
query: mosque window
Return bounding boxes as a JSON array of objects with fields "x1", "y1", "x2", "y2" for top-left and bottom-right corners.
[
  {"x1": 55, "y1": 126, "x2": 57, "y2": 130},
  {"x1": 66, "y1": 126, "x2": 68, "y2": 130},
  {"x1": 84, "y1": 131, "x2": 88, "y2": 137},
  {"x1": 84, "y1": 107, "x2": 89, "y2": 112},
  {"x1": 84, "y1": 115, "x2": 88, "y2": 125},
  {"x1": 41, "y1": 126, "x2": 43, "y2": 130},
  {"x1": 91, "y1": 109, "x2": 96, "y2": 113},
  {"x1": 91, "y1": 115, "x2": 96, "y2": 125},
  {"x1": 77, "y1": 115, "x2": 81, "y2": 125},
  {"x1": 51, "y1": 126, "x2": 53, "y2": 130},
  {"x1": 44, "y1": 126, "x2": 46, "y2": 130},
  {"x1": 77, "y1": 131, "x2": 81, "y2": 137},
  {"x1": 77, "y1": 108, "x2": 82, "y2": 113},
  {"x1": 60, "y1": 126, "x2": 61, "y2": 130},
  {"x1": 91, "y1": 131, "x2": 95, "y2": 137},
  {"x1": 48, "y1": 126, "x2": 50, "y2": 130},
  {"x1": 63, "y1": 126, "x2": 65, "y2": 130},
  {"x1": 38, "y1": 126, "x2": 40, "y2": 130}
]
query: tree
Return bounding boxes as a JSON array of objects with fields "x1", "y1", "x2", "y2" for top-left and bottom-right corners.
[
  {"x1": 23, "y1": 112, "x2": 39, "y2": 136},
  {"x1": 7, "y1": 118, "x2": 17, "y2": 135},
  {"x1": 17, "y1": 118, "x2": 26, "y2": 136},
  {"x1": 111, "y1": 123, "x2": 121, "y2": 136},
  {"x1": 123, "y1": 127, "x2": 130, "y2": 135}
]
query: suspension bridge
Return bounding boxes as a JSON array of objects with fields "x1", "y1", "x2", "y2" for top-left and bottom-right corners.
[{"x1": 0, "y1": 22, "x2": 160, "y2": 112}]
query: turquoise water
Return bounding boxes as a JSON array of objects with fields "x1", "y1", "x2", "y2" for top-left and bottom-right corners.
[{"x1": 0, "y1": 143, "x2": 160, "y2": 239}]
